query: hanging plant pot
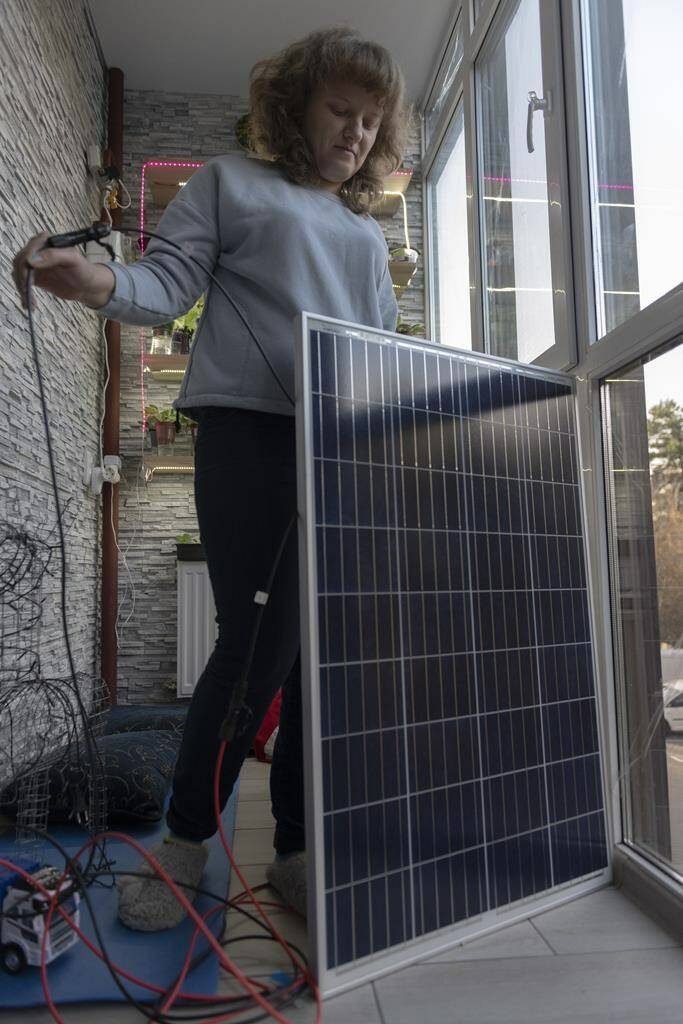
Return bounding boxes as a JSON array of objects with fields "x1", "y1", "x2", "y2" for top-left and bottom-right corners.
[{"x1": 155, "y1": 422, "x2": 176, "y2": 446}]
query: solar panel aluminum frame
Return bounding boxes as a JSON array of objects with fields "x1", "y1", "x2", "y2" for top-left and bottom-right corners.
[{"x1": 294, "y1": 311, "x2": 611, "y2": 998}]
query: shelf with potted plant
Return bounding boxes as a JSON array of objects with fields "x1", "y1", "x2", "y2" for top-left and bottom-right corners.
[
  {"x1": 370, "y1": 168, "x2": 413, "y2": 218},
  {"x1": 142, "y1": 406, "x2": 197, "y2": 481},
  {"x1": 144, "y1": 298, "x2": 204, "y2": 380},
  {"x1": 389, "y1": 244, "x2": 420, "y2": 297},
  {"x1": 395, "y1": 313, "x2": 426, "y2": 338}
]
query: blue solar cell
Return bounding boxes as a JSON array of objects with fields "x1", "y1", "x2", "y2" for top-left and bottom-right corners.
[{"x1": 306, "y1": 326, "x2": 607, "y2": 976}]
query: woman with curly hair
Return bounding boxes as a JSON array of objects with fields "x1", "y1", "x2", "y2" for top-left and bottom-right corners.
[{"x1": 13, "y1": 25, "x2": 411, "y2": 931}]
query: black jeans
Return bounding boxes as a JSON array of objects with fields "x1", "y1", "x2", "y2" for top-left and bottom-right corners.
[{"x1": 166, "y1": 407, "x2": 305, "y2": 854}]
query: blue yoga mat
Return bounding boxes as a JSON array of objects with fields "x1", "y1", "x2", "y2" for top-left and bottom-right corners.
[{"x1": 0, "y1": 788, "x2": 238, "y2": 1008}]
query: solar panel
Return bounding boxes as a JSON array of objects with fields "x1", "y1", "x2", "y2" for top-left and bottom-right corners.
[{"x1": 295, "y1": 313, "x2": 609, "y2": 996}]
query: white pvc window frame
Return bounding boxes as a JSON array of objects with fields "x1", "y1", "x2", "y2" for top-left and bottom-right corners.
[
  {"x1": 422, "y1": 0, "x2": 683, "y2": 898},
  {"x1": 422, "y1": 0, "x2": 577, "y2": 372}
]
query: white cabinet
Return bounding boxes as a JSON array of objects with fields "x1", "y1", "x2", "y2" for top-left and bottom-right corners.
[{"x1": 176, "y1": 560, "x2": 218, "y2": 697}]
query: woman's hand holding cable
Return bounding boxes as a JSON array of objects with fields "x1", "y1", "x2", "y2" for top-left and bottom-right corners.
[{"x1": 12, "y1": 231, "x2": 116, "y2": 311}]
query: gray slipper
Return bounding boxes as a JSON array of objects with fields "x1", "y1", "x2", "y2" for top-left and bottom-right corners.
[
  {"x1": 117, "y1": 835, "x2": 208, "y2": 932},
  {"x1": 266, "y1": 851, "x2": 307, "y2": 917}
]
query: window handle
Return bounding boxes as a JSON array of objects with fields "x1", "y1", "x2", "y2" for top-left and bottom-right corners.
[{"x1": 526, "y1": 89, "x2": 551, "y2": 153}]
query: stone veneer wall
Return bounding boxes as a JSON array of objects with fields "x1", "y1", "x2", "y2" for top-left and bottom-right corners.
[
  {"x1": 0, "y1": 0, "x2": 106, "y2": 685},
  {"x1": 114, "y1": 90, "x2": 424, "y2": 703}
]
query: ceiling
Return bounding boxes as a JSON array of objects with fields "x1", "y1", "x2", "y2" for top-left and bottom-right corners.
[{"x1": 86, "y1": 0, "x2": 456, "y2": 107}]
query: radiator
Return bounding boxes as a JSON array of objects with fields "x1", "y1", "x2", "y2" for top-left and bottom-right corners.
[{"x1": 176, "y1": 561, "x2": 217, "y2": 697}]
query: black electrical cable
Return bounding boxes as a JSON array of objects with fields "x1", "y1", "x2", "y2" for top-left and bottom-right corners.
[
  {"x1": 25, "y1": 268, "x2": 109, "y2": 884},
  {"x1": 2, "y1": 825, "x2": 307, "y2": 1023},
  {"x1": 220, "y1": 511, "x2": 297, "y2": 743},
  {"x1": 19, "y1": 227, "x2": 311, "y2": 1021},
  {"x1": 46, "y1": 224, "x2": 296, "y2": 410}
]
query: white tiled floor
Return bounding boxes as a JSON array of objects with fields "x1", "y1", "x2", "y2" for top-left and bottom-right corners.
[{"x1": 4, "y1": 757, "x2": 683, "y2": 1023}]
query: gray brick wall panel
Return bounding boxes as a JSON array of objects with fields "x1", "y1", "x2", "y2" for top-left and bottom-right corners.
[{"x1": 0, "y1": 0, "x2": 106, "y2": 683}]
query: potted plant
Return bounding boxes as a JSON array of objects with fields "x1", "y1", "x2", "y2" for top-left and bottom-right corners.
[
  {"x1": 171, "y1": 297, "x2": 205, "y2": 354},
  {"x1": 150, "y1": 322, "x2": 174, "y2": 355},
  {"x1": 395, "y1": 313, "x2": 426, "y2": 337},
  {"x1": 145, "y1": 405, "x2": 176, "y2": 446},
  {"x1": 178, "y1": 412, "x2": 198, "y2": 448},
  {"x1": 175, "y1": 532, "x2": 204, "y2": 561},
  {"x1": 144, "y1": 404, "x2": 160, "y2": 448},
  {"x1": 389, "y1": 244, "x2": 420, "y2": 264}
]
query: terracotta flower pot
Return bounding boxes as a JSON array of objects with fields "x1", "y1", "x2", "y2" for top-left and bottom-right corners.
[{"x1": 155, "y1": 422, "x2": 176, "y2": 445}]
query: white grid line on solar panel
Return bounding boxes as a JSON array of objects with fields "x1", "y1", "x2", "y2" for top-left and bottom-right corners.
[
  {"x1": 309, "y1": 394, "x2": 575, "y2": 433},
  {"x1": 530, "y1": 385, "x2": 587, "y2": 852},
  {"x1": 315, "y1": 468, "x2": 581, "y2": 528},
  {"x1": 321, "y1": 808, "x2": 605, "y2": 894},
  {"x1": 317, "y1": 585, "x2": 589, "y2": 596},
  {"x1": 319, "y1": 692, "x2": 599, "y2": 731},
  {"x1": 316, "y1": 526, "x2": 588, "y2": 588},
  {"x1": 319, "y1": 667, "x2": 595, "y2": 736},
  {"x1": 356, "y1": 327, "x2": 377, "y2": 953},
  {"x1": 511, "y1": 368, "x2": 560, "y2": 891},
  {"x1": 377, "y1": 332, "x2": 416, "y2": 950},
  {"x1": 320, "y1": 747, "x2": 602, "y2": 806},
  {"x1": 467, "y1": 363, "x2": 519, "y2": 902},
  {"x1": 441, "y1": 353, "x2": 494, "y2": 918},
  {"x1": 313, "y1": 333, "x2": 338, "y2": 965},
  {"x1": 403, "y1": 344, "x2": 456, "y2": 924},
  {"x1": 529, "y1": 440, "x2": 586, "y2": 828},
  {"x1": 312, "y1": 447, "x2": 579, "y2": 482},
  {"x1": 318, "y1": 638, "x2": 593, "y2": 667},
  {"x1": 313, "y1": 515, "x2": 585, "y2": 538}
]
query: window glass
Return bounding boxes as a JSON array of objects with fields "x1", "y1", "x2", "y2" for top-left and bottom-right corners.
[
  {"x1": 602, "y1": 340, "x2": 683, "y2": 874},
  {"x1": 583, "y1": 0, "x2": 683, "y2": 339},
  {"x1": 476, "y1": 0, "x2": 554, "y2": 362},
  {"x1": 424, "y1": 13, "x2": 464, "y2": 151},
  {"x1": 427, "y1": 105, "x2": 472, "y2": 349}
]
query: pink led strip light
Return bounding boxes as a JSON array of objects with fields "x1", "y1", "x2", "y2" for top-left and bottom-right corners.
[{"x1": 139, "y1": 160, "x2": 204, "y2": 435}]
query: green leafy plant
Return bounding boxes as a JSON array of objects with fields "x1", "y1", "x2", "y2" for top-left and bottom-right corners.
[
  {"x1": 389, "y1": 245, "x2": 419, "y2": 263},
  {"x1": 395, "y1": 313, "x2": 425, "y2": 337},
  {"x1": 145, "y1": 404, "x2": 176, "y2": 426},
  {"x1": 175, "y1": 533, "x2": 199, "y2": 544},
  {"x1": 178, "y1": 413, "x2": 197, "y2": 431},
  {"x1": 172, "y1": 296, "x2": 205, "y2": 336}
]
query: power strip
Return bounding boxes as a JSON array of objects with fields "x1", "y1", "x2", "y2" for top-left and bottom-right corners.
[{"x1": 83, "y1": 455, "x2": 121, "y2": 496}]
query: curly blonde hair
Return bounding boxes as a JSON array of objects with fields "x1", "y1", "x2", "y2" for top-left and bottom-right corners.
[{"x1": 249, "y1": 26, "x2": 412, "y2": 215}]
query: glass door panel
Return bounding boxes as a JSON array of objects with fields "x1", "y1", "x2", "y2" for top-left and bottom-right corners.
[
  {"x1": 602, "y1": 339, "x2": 683, "y2": 876},
  {"x1": 475, "y1": 0, "x2": 573, "y2": 367}
]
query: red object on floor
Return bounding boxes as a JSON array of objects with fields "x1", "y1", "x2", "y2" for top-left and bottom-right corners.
[{"x1": 253, "y1": 689, "x2": 281, "y2": 762}]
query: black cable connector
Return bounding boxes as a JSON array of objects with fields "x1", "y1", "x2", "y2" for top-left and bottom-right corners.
[
  {"x1": 219, "y1": 701, "x2": 254, "y2": 742},
  {"x1": 46, "y1": 223, "x2": 112, "y2": 248}
]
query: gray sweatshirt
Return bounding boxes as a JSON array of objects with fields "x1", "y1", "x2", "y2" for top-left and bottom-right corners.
[{"x1": 98, "y1": 153, "x2": 398, "y2": 416}]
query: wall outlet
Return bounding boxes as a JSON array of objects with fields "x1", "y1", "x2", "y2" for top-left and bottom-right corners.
[
  {"x1": 87, "y1": 144, "x2": 103, "y2": 176},
  {"x1": 85, "y1": 230, "x2": 124, "y2": 264}
]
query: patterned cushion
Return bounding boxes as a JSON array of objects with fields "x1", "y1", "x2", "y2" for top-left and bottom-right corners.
[
  {"x1": 103, "y1": 703, "x2": 188, "y2": 738},
  {"x1": 1, "y1": 730, "x2": 180, "y2": 824}
]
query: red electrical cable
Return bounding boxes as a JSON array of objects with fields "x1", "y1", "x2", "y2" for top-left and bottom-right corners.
[
  {"x1": 0, "y1": 734, "x2": 320, "y2": 1022},
  {"x1": 0, "y1": 855, "x2": 272, "y2": 1008},
  {"x1": 61, "y1": 831, "x2": 295, "y2": 1024},
  {"x1": 212, "y1": 739, "x2": 322, "y2": 1024}
]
